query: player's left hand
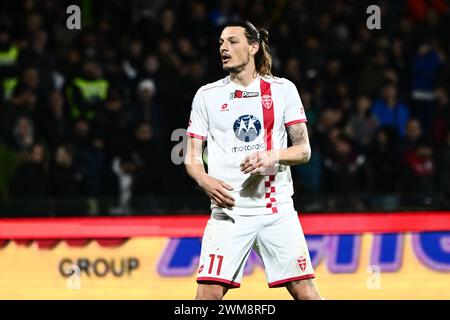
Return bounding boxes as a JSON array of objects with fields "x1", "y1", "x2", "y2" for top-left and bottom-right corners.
[{"x1": 240, "y1": 150, "x2": 279, "y2": 175}]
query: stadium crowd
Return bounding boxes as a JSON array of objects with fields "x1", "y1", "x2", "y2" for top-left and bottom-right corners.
[{"x1": 0, "y1": 0, "x2": 449, "y2": 216}]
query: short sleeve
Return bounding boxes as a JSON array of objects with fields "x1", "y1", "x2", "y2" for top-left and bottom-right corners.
[
  {"x1": 187, "y1": 88, "x2": 208, "y2": 140},
  {"x1": 283, "y1": 80, "x2": 307, "y2": 127}
]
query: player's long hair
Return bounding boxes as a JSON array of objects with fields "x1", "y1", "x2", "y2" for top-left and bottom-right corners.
[{"x1": 225, "y1": 21, "x2": 273, "y2": 77}]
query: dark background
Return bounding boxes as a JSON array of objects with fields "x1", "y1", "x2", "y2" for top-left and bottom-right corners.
[{"x1": 0, "y1": 0, "x2": 449, "y2": 217}]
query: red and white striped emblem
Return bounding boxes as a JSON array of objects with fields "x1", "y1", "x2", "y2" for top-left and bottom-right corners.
[
  {"x1": 297, "y1": 256, "x2": 307, "y2": 272},
  {"x1": 261, "y1": 94, "x2": 273, "y2": 109}
]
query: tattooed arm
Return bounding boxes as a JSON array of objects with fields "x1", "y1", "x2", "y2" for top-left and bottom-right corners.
[
  {"x1": 240, "y1": 122, "x2": 311, "y2": 174},
  {"x1": 279, "y1": 122, "x2": 311, "y2": 166}
]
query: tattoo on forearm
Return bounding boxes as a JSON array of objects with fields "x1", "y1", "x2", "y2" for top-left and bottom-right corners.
[
  {"x1": 287, "y1": 123, "x2": 307, "y2": 145},
  {"x1": 286, "y1": 123, "x2": 311, "y2": 164}
]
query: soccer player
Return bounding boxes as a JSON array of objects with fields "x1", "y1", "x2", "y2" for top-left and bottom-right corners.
[{"x1": 184, "y1": 21, "x2": 322, "y2": 300}]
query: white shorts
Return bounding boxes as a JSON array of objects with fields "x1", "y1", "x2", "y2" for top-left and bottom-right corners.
[{"x1": 196, "y1": 210, "x2": 315, "y2": 288}]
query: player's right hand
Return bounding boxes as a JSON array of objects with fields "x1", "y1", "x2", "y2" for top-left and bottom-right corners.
[{"x1": 198, "y1": 175, "x2": 235, "y2": 208}]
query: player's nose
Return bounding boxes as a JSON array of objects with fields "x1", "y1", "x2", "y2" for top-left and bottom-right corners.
[{"x1": 220, "y1": 42, "x2": 229, "y2": 52}]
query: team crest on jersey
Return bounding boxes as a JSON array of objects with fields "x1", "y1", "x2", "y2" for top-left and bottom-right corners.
[
  {"x1": 297, "y1": 256, "x2": 307, "y2": 272},
  {"x1": 233, "y1": 115, "x2": 262, "y2": 142},
  {"x1": 230, "y1": 90, "x2": 259, "y2": 99},
  {"x1": 262, "y1": 94, "x2": 273, "y2": 109}
]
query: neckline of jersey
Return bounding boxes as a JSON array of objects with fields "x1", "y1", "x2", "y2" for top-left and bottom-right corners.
[{"x1": 227, "y1": 74, "x2": 261, "y2": 89}]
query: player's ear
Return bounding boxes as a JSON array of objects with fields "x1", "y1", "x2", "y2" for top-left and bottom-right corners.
[{"x1": 250, "y1": 42, "x2": 259, "y2": 55}]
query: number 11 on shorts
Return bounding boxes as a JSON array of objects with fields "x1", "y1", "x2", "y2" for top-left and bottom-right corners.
[{"x1": 208, "y1": 254, "x2": 224, "y2": 276}]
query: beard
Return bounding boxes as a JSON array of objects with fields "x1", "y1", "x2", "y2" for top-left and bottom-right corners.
[{"x1": 223, "y1": 53, "x2": 250, "y2": 74}]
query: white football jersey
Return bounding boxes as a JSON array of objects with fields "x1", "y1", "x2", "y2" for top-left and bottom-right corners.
[{"x1": 187, "y1": 75, "x2": 307, "y2": 215}]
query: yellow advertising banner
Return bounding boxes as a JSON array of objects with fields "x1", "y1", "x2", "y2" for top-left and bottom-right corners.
[{"x1": 0, "y1": 232, "x2": 449, "y2": 299}]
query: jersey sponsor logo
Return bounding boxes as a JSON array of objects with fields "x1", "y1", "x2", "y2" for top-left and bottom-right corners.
[
  {"x1": 262, "y1": 94, "x2": 273, "y2": 109},
  {"x1": 220, "y1": 103, "x2": 229, "y2": 111},
  {"x1": 231, "y1": 142, "x2": 266, "y2": 153},
  {"x1": 230, "y1": 90, "x2": 259, "y2": 99},
  {"x1": 233, "y1": 115, "x2": 262, "y2": 142},
  {"x1": 297, "y1": 256, "x2": 307, "y2": 272}
]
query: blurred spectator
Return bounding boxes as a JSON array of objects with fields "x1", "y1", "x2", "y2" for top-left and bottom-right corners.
[
  {"x1": 21, "y1": 11, "x2": 44, "y2": 40},
  {"x1": 359, "y1": 50, "x2": 388, "y2": 97},
  {"x1": 129, "y1": 121, "x2": 165, "y2": 213},
  {"x1": 410, "y1": 40, "x2": 444, "y2": 136},
  {"x1": 122, "y1": 39, "x2": 144, "y2": 81},
  {"x1": 40, "y1": 91, "x2": 70, "y2": 150},
  {"x1": 138, "y1": 54, "x2": 160, "y2": 81},
  {"x1": 411, "y1": 40, "x2": 443, "y2": 99},
  {"x1": 49, "y1": 144, "x2": 85, "y2": 215},
  {"x1": 156, "y1": 37, "x2": 179, "y2": 75},
  {"x1": 94, "y1": 89, "x2": 134, "y2": 160},
  {"x1": 177, "y1": 36, "x2": 198, "y2": 74},
  {"x1": 9, "y1": 142, "x2": 49, "y2": 215},
  {"x1": 323, "y1": 135, "x2": 371, "y2": 211},
  {"x1": 402, "y1": 141, "x2": 435, "y2": 207},
  {"x1": 431, "y1": 87, "x2": 449, "y2": 147},
  {"x1": 130, "y1": 79, "x2": 165, "y2": 137},
  {"x1": 10, "y1": 66, "x2": 41, "y2": 116},
  {"x1": 9, "y1": 115, "x2": 34, "y2": 153},
  {"x1": 367, "y1": 127, "x2": 401, "y2": 210},
  {"x1": 346, "y1": 95, "x2": 378, "y2": 149},
  {"x1": 62, "y1": 47, "x2": 81, "y2": 82},
  {"x1": 323, "y1": 58, "x2": 345, "y2": 104},
  {"x1": 109, "y1": 152, "x2": 140, "y2": 215},
  {"x1": 50, "y1": 144, "x2": 84, "y2": 195},
  {"x1": 299, "y1": 35, "x2": 324, "y2": 81},
  {"x1": 400, "y1": 118, "x2": 424, "y2": 156},
  {"x1": 102, "y1": 45, "x2": 129, "y2": 97},
  {"x1": 372, "y1": 83, "x2": 410, "y2": 137},
  {"x1": 70, "y1": 118, "x2": 106, "y2": 210},
  {"x1": 158, "y1": 7, "x2": 178, "y2": 40},
  {"x1": 67, "y1": 60, "x2": 109, "y2": 120},
  {"x1": 314, "y1": 108, "x2": 342, "y2": 155}
]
